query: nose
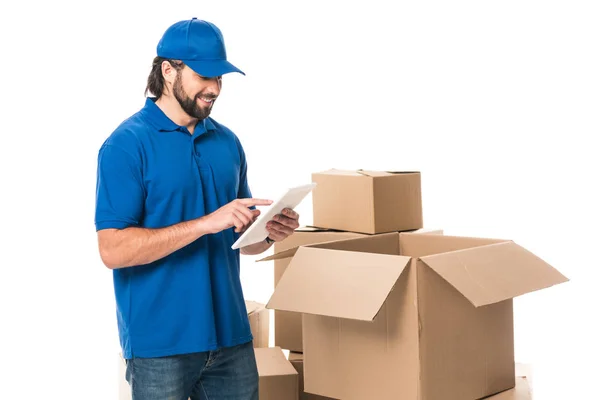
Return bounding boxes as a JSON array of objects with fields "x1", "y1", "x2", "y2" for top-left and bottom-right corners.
[{"x1": 207, "y1": 76, "x2": 222, "y2": 95}]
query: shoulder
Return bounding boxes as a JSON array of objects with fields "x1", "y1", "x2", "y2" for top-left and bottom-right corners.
[{"x1": 99, "y1": 111, "x2": 148, "y2": 160}]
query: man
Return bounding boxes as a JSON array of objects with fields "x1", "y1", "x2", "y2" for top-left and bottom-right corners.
[{"x1": 95, "y1": 18, "x2": 299, "y2": 400}]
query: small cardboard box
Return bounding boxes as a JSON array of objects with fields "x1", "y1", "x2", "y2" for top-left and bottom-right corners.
[
  {"x1": 273, "y1": 227, "x2": 442, "y2": 352},
  {"x1": 246, "y1": 300, "x2": 270, "y2": 348},
  {"x1": 311, "y1": 169, "x2": 423, "y2": 234},
  {"x1": 256, "y1": 347, "x2": 299, "y2": 400},
  {"x1": 262, "y1": 232, "x2": 567, "y2": 399}
]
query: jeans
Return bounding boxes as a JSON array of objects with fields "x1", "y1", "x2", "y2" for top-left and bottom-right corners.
[{"x1": 125, "y1": 341, "x2": 259, "y2": 400}]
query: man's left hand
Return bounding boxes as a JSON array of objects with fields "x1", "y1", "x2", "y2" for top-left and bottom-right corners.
[{"x1": 266, "y1": 208, "x2": 300, "y2": 243}]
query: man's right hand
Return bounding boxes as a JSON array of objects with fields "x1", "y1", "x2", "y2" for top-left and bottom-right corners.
[{"x1": 202, "y1": 198, "x2": 273, "y2": 234}]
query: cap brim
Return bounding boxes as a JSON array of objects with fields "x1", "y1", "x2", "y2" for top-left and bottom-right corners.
[{"x1": 184, "y1": 59, "x2": 245, "y2": 78}]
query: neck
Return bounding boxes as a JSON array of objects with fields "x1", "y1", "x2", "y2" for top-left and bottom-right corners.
[{"x1": 154, "y1": 95, "x2": 198, "y2": 134}]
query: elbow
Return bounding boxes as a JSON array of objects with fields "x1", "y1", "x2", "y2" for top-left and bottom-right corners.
[{"x1": 99, "y1": 246, "x2": 120, "y2": 269}]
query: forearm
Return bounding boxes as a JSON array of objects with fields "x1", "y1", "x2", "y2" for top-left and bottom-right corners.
[
  {"x1": 240, "y1": 238, "x2": 273, "y2": 255},
  {"x1": 100, "y1": 217, "x2": 209, "y2": 269}
]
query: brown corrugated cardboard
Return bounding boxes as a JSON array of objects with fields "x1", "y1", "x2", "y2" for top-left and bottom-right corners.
[
  {"x1": 273, "y1": 227, "x2": 366, "y2": 352},
  {"x1": 285, "y1": 353, "x2": 532, "y2": 400},
  {"x1": 288, "y1": 352, "x2": 337, "y2": 400},
  {"x1": 246, "y1": 300, "x2": 270, "y2": 348},
  {"x1": 256, "y1": 347, "x2": 299, "y2": 400},
  {"x1": 262, "y1": 233, "x2": 567, "y2": 400},
  {"x1": 273, "y1": 226, "x2": 443, "y2": 352},
  {"x1": 311, "y1": 169, "x2": 423, "y2": 234},
  {"x1": 484, "y1": 376, "x2": 531, "y2": 399}
]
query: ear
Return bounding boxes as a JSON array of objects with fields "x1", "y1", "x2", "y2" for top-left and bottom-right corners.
[{"x1": 161, "y1": 61, "x2": 178, "y2": 85}]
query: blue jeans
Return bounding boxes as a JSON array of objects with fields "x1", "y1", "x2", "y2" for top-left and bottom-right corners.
[{"x1": 125, "y1": 341, "x2": 259, "y2": 400}]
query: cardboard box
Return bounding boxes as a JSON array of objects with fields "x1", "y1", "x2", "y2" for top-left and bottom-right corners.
[
  {"x1": 311, "y1": 169, "x2": 423, "y2": 234},
  {"x1": 246, "y1": 300, "x2": 270, "y2": 348},
  {"x1": 273, "y1": 227, "x2": 443, "y2": 352},
  {"x1": 485, "y1": 376, "x2": 531, "y2": 399},
  {"x1": 286, "y1": 352, "x2": 532, "y2": 400},
  {"x1": 262, "y1": 232, "x2": 568, "y2": 400},
  {"x1": 288, "y1": 352, "x2": 338, "y2": 400},
  {"x1": 256, "y1": 347, "x2": 299, "y2": 400}
]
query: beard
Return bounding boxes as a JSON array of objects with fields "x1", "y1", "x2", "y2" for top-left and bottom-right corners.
[{"x1": 172, "y1": 71, "x2": 216, "y2": 120}]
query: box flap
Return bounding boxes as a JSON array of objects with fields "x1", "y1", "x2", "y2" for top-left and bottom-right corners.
[
  {"x1": 356, "y1": 170, "x2": 392, "y2": 177},
  {"x1": 255, "y1": 347, "x2": 298, "y2": 377},
  {"x1": 258, "y1": 232, "x2": 400, "y2": 262},
  {"x1": 266, "y1": 246, "x2": 411, "y2": 321},
  {"x1": 420, "y1": 241, "x2": 569, "y2": 307},
  {"x1": 245, "y1": 300, "x2": 263, "y2": 315},
  {"x1": 296, "y1": 225, "x2": 360, "y2": 233},
  {"x1": 295, "y1": 226, "x2": 337, "y2": 232},
  {"x1": 358, "y1": 170, "x2": 420, "y2": 177},
  {"x1": 258, "y1": 247, "x2": 300, "y2": 262}
]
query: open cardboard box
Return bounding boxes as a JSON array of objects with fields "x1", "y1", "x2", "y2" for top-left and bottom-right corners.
[
  {"x1": 261, "y1": 232, "x2": 568, "y2": 399},
  {"x1": 273, "y1": 226, "x2": 443, "y2": 352}
]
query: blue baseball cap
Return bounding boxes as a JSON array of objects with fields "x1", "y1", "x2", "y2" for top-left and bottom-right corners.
[{"x1": 156, "y1": 18, "x2": 245, "y2": 78}]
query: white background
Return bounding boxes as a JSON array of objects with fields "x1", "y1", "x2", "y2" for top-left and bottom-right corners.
[{"x1": 1, "y1": 1, "x2": 598, "y2": 399}]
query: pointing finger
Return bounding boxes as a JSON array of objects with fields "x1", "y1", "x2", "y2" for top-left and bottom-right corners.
[{"x1": 239, "y1": 198, "x2": 273, "y2": 207}]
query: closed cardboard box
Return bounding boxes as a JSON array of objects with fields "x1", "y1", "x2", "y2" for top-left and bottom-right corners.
[
  {"x1": 311, "y1": 169, "x2": 423, "y2": 234},
  {"x1": 256, "y1": 347, "x2": 299, "y2": 400},
  {"x1": 246, "y1": 300, "x2": 269, "y2": 348},
  {"x1": 263, "y1": 232, "x2": 567, "y2": 400}
]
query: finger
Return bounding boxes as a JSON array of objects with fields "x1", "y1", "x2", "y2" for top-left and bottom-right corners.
[
  {"x1": 251, "y1": 209, "x2": 261, "y2": 219},
  {"x1": 267, "y1": 220, "x2": 295, "y2": 236},
  {"x1": 235, "y1": 204, "x2": 255, "y2": 223},
  {"x1": 282, "y1": 208, "x2": 299, "y2": 220},
  {"x1": 266, "y1": 226, "x2": 286, "y2": 242},
  {"x1": 273, "y1": 214, "x2": 300, "y2": 230},
  {"x1": 233, "y1": 209, "x2": 251, "y2": 226},
  {"x1": 232, "y1": 213, "x2": 245, "y2": 233},
  {"x1": 238, "y1": 198, "x2": 273, "y2": 207}
]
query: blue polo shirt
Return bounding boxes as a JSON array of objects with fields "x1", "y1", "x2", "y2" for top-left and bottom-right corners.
[{"x1": 95, "y1": 97, "x2": 254, "y2": 359}]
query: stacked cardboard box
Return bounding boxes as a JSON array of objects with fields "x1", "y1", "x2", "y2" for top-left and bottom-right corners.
[
  {"x1": 273, "y1": 170, "x2": 436, "y2": 353},
  {"x1": 246, "y1": 300, "x2": 270, "y2": 348},
  {"x1": 259, "y1": 169, "x2": 568, "y2": 400}
]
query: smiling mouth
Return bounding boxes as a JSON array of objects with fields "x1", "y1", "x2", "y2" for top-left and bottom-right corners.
[{"x1": 197, "y1": 96, "x2": 215, "y2": 105}]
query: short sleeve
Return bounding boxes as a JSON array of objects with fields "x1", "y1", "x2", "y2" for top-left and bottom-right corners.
[
  {"x1": 236, "y1": 139, "x2": 255, "y2": 210},
  {"x1": 95, "y1": 144, "x2": 145, "y2": 230}
]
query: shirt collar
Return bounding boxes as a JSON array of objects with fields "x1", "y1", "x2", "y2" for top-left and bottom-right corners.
[{"x1": 141, "y1": 97, "x2": 217, "y2": 134}]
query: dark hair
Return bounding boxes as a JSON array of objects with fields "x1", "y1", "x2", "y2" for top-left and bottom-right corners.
[{"x1": 145, "y1": 57, "x2": 184, "y2": 98}]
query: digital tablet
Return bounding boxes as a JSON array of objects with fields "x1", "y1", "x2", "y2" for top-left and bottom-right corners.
[{"x1": 231, "y1": 183, "x2": 317, "y2": 250}]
